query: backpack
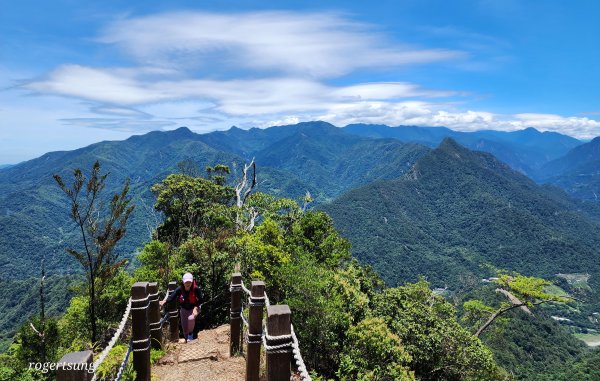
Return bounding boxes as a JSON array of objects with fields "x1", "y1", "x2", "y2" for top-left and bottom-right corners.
[{"x1": 179, "y1": 280, "x2": 197, "y2": 305}]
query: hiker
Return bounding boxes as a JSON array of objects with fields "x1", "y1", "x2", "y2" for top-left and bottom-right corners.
[{"x1": 160, "y1": 272, "x2": 202, "y2": 343}]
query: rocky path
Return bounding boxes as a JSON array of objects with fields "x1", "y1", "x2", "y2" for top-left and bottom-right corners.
[{"x1": 153, "y1": 325, "x2": 245, "y2": 381}]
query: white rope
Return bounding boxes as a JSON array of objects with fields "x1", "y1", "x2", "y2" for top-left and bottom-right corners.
[
  {"x1": 265, "y1": 331, "x2": 292, "y2": 341},
  {"x1": 132, "y1": 337, "x2": 151, "y2": 352},
  {"x1": 260, "y1": 320, "x2": 312, "y2": 380},
  {"x1": 114, "y1": 340, "x2": 133, "y2": 381},
  {"x1": 241, "y1": 281, "x2": 251, "y2": 295},
  {"x1": 263, "y1": 292, "x2": 271, "y2": 307},
  {"x1": 245, "y1": 332, "x2": 262, "y2": 345},
  {"x1": 240, "y1": 306, "x2": 249, "y2": 327},
  {"x1": 261, "y1": 333, "x2": 292, "y2": 353},
  {"x1": 92, "y1": 298, "x2": 131, "y2": 372},
  {"x1": 291, "y1": 324, "x2": 312, "y2": 380}
]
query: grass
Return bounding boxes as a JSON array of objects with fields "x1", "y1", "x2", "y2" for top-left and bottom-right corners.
[
  {"x1": 544, "y1": 284, "x2": 569, "y2": 297},
  {"x1": 574, "y1": 333, "x2": 600, "y2": 347}
]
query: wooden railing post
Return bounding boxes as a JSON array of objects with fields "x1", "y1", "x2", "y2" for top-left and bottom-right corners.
[
  {"x1": 246, "y1": 281, "x2": 265, "y2": 381},
  {"x1": 131, "y1": 281, "x2": 151, "y2": 381},
  {"x1": 148, "y1": 282, "x2": 162, "y2": 349},
  {"x1": 167, "y1": 281, "x2": 179, "y2": 342},
  {"x1": 266, "y1": 305, "x2": 292, "y2": 381},
  {"x1": 56, "y1": 350, "x2": 93, "y2": 381},
  {"x1": 230, "y1": 272, "x2": 242, "y2": 356}
]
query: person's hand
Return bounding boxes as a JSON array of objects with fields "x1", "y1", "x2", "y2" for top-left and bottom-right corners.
[
  {"x1": 193, "y1": 307, "x2": 199, "y2": 317},
  {"x1": 159, "y1": 300, "x2": 166, "y2": 306}
]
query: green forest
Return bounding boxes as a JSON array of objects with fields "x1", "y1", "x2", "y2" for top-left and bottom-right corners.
[{"x1": 2, "y1": 158, "x2": 599, "y2": 380}]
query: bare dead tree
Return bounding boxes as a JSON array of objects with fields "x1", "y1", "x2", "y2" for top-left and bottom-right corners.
[
  {"x1": 302, "y1": 191, "x2": 313, "y2": 212},
  {"x1": 235, "y1": 159, "x2": 256, "y2": 208},
  {"x1": 234, "y1": 159, "x2": 257, "y2": 231}
]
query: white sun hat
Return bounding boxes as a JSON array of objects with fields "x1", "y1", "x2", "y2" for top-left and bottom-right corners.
[{"x1": 182, "y1": 272, "x2": 193, "y2": 283}]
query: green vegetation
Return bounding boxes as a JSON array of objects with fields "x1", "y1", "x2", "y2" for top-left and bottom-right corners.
[
  {"x1": 530, "y1": 348, "x2": 600, "y2": 380},
  {"x1": 322, "y1": 138, "x2": 600, "y2": 322},
  {"x1": 0, "y1": 122, "x2": 428, "y2": 348},
  {"x1": 129, "y1": 166, "x2": 508, "y2": 380},
  {"x1": 463, "y1": 272, "x2": 571, "y2": 337},
  {"x1": 53, "y1": 160, "x2": 135, "y2": 343},
  {"x1": 457, "y1": 277, "x2": 589, "y2": 378},
  {"x1": 344, "y1": 124, "x2": 582, "y2": 178},
  {"x1": 0, "y1": 269, "x2": 134, "y2": 380},
  {"x1": 536, "y1": 136, "x2": 600, "y2": 202},
  {"x1": 3, "y1": 123, "x2": 600, "y2": 379}
]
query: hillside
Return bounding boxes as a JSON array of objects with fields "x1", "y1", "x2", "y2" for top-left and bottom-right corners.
[
  {"x1": 0, "y1": 127, "x2": 244, "y2": 278},
  {"x1": 536, "y1": 137, "x2": 600, "y2": 202},
  {"x1": 2, "y1": 122, "x2": 597, "y2": 360},
  {"x1": 322, "y1": 138, "x2": 600, "y2": 292},
  {"x1": 344, "y1": 124, "x2": 582, "y2": 176},
  {"x1": 0, "y1": 122, "x2": 430, "y2": 279}
]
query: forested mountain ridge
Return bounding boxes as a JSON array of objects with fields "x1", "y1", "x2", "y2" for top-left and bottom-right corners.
[
  {"x1": 322, "y1": 137, "x2": 600, "y2": 291},
  {"x1": 535, "y1": 137, "x2": 600, "y2": 202},
  {"x1": 4, "y1": 122, "x2": 600, "y2": 380},
  {"x1": 344, "y1": 123, "x2": 582, "y2": 176},
  {"x1": 0, "y1": 122, "x2": 430, "y2": 280},
  {"x1": 321, "y1": 137, "x2": 600, "y2": 375}
]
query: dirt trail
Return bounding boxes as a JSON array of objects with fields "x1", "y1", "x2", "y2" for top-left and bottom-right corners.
[{"x1": 153, "y1": 324, "x2": 245, "y2": 381}]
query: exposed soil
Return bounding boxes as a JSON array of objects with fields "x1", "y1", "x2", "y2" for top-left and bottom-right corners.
[{"x1": 153, "y1": 325, "x2": 245, "y2": 381}]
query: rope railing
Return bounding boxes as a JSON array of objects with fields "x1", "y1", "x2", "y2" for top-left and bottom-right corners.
[
  {"x1": 58, "y1": 282, "x2": 174, "y2": 381},
  {"x1": 59, "y1": 274, "x2": 313, "y2": 381},
  {"x1": 230, "y1": 274, "x2": 312, "y2": 381},
  {"x1": 90, "y1": 298, "x2": 132, "y2": 381},
  {"x1": 291, "y1": 324, "x2": 311, "y2": 380},
  {"x1": 114, "y1": 340, "x2": 133, "y2": 381}
]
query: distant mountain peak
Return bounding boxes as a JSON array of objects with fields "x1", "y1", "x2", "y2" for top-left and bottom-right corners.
[
  {"x1": 523, "y1": 127, "x2": 540, "y2": 133},
  {"x1": 437, "y1": 137, "x2": 466, "y2": 153},
  {"x1": 293, "y1": 121, "x2": 344, "y2": 136},
  {"x1": 171, "y1": 126, "x2": 195, "y2": 135}
]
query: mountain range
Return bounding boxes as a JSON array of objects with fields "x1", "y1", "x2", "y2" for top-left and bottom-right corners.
[
  {"x1": 322, "y1": 138, "x2": 600, "y2": 289},
  {"x1": 2, "y1": 121, "x2": 600, "y2": 352},
  {"x1": 343, "y1": 124, "x2": 582, "y2": 176},
  {"x1": 3, "y1": 121, "x2": 599, "y2": 280},
  {"x1": 534, "y1": 137, "x2": 600, "y2": 202}
]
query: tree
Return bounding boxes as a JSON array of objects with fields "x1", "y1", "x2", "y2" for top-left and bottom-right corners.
[
  {"x1": 373, "y1": 280, "x2": 507, "y2": 380},
  {"x1": 151, "y1": 173, "x2": 236, "y2": 246},
  {"x1": 147, "y1": 171, "x2": 240, "y2": 326},
  {"x1": 338, "y1": 317, "x2": 415, "y2": 381},
  {"x1": 463, "y1": 272, "x2": 571, "y2": 338},
  {"x1": 234, "y1": 159, "x2": 257, "y2": 231},
  {"x1": 53, "y1": 161, "x2": 135, "y2": 343},
  {"x1": 206, "y1": 164, "x2": 231, "y2": 186}
]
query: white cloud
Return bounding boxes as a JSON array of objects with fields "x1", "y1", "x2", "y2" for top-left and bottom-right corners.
[
  {"x1": 98, "y1": 11, "x2": 464, "y2": 78},
  {"x1": 22, "y1": 63, "x2": 600, "y2": 140},
  {"x1": 311, "y1": 102, "x2": 600, "y2": 139},
  {"x1": 24, "y1": 65, "x2": 452, "y2": 115},
  {"x1": 7, "y1": 7, "x2": 600, "y2": 161}
]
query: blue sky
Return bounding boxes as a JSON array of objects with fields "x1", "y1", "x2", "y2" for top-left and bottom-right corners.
[{"x1": 2, "y1": 0, "x2": 600, "y2": 163}]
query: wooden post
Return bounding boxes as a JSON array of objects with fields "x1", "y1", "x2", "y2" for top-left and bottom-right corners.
[
  {"x1": 266, "y1": 305, "x2": 292, "y2": 381},
  {"x1": 148, "y1": 282, "x2": 162, "y2": 349},
  {"x1": 167, "y1": 281, "x2": 179, "y2": 342},
  {"x1": 131, "y1": 281, "x2": 151, "y2": 381},
  {"x1": 246, "y1": 281, "x2": 265, "y2": 381},
  {"x1": 230, "y1": 272, "x2": 242, "y2": 356},
  {"x1": 56, "y1": 350, "x2": 93, "y2": 381}
]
